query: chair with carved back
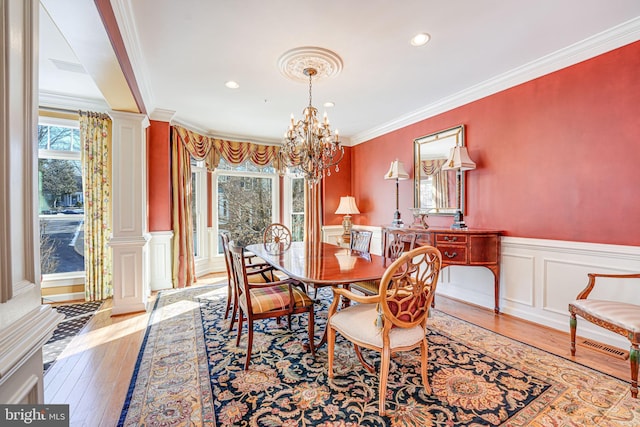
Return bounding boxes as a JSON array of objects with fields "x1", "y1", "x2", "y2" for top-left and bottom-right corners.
[
  {"x1": 569, "y1": 272, "x2": 640, "y2": 398},
  {"x1": 220, "y1": 231, "x2": 278, "y2": 332},
  {"x1": 350, "y1": 229, "x2": 373, "y2": 253},
  {"x1": 327, "y1": 245, "x2": 442, "y2": 415},
  {"x1": 263, "y1": 223, "x2": 292, "y2": 253},
  {"x1": 230, "y1": 241, "x2": 316, "y2": 370},
  {"x1": 349, "y1": 229, "x2": 417, "y2": 296}
]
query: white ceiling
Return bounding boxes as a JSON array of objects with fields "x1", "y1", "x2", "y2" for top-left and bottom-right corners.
[{"x1": 39, "y1": 0, "x2": 640, "y2": 145}]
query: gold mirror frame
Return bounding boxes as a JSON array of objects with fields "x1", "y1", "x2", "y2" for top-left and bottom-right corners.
[{"x1": 413, "y1": 125, "x2": 465, "y2": 216}]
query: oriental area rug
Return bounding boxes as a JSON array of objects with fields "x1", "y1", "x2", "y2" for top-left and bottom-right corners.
[{"x1": 118, "y1": 285, "x2": 639, "y2": 426}]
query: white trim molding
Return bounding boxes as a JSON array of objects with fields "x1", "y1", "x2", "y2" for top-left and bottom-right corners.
[
  {"x1": 149, "y1": 231, "x2": 173, "y2": 291},
  {"x1": 350, "y1": 17, "x2": 640, "y2": 145}
]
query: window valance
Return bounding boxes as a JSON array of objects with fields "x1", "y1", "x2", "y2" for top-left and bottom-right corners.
[
  {"x1": 173, "y1": 125, "x2": 283, "y2": 172},
  {"x1": 420, "y1": 159, "x2": 445, "y2": 176}
]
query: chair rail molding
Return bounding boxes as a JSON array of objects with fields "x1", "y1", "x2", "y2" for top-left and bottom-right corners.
[{"x1": 323, "y1": 227, "x2": 640, "y2": 350}]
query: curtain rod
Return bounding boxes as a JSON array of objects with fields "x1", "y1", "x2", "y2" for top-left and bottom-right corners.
[{"x1": 38, "y1": 106, "x2": 80, "y2": 115}]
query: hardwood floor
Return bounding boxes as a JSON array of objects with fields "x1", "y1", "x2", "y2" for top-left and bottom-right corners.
[{"x1": 44, "y1": 277, "x2": 631, "y2": 426}]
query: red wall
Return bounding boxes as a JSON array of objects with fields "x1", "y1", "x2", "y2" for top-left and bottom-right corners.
[
  {"x1": 350, "y1": 41, "x2": 640, "y2": 246},
  {"x1": 147, "y1": 120, "x2": 172, "y2": 231},
  {"x1": 323, "y1": 146, "x2": 353, "y2": 225}
]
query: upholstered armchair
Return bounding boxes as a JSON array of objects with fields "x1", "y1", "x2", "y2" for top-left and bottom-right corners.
[
  {"x1": 569, "y1": 272, "x2": 640, "y2": 398},
  {"x1": 327, "y1": 245, "x2": 442, "y2": 416}
]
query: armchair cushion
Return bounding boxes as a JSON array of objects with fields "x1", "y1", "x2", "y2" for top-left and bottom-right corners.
[
  {"x1": 329, "y1": 303, "x2": 426, "y2": 349},
  {"x1": 570, "y1": 299, "x2": 640, "y2": 335},
  {"x1": 240, "y1": 284, "x2": 313, "y2": 314}
]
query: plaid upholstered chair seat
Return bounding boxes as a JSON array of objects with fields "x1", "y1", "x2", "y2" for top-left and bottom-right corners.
[
  {"x1": 240, "y1": 284, "x2": 314, "y2": 314},
  {"x1": 349, "y1": 279, "x2": 379, "y2": 295},
  {"x1": 230, "y1": 241, "x2": 315, "y2": 370}
]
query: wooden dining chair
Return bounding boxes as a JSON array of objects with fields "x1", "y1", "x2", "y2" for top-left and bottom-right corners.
[
  {"x1": 263, "y1": 223, "x2": 292, "y2": 253},
  {"x1": 350, "y1": 229, "x2": 373, "y2": 253},
  {"x1": 569, "y1": 272, "x2": 640, "y2": 398},
  {"x1": 220, "y1": 231, "x2": 280, "y2": 332},
  {"x1": 327, "y1": 245, "x2": 442, "y2": 416},
  {"x1": 349, "y1": 230, "x2": 417, "y2": 296},
  {"x1": 230, "y1": 241, "x2": 315, "y2": 370}
]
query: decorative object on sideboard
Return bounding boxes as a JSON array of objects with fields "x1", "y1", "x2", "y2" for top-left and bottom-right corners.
[
  {"x1": 384, "y1": 159, "x2": 410, "y2": 226},
  {"x1": 279, "y1": 47, "x2": 344, "y2": 185},
  {"x1": 441, "y1": 139, "x2": 476, "y2": 229},
  {"x1": 409, "y1": 207, "x2": 430, "y2": 228},
  {"x1": 335, "y1": 196, "x2": 360, "y2": 245}
]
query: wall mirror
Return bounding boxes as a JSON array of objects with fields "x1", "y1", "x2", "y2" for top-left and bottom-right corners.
[{"x1": 414, "y1": 125, "x2": 465, "y2": 215}]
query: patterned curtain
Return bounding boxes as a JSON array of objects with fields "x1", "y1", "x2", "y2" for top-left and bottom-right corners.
[
  {"x1": 173, "y1": 125, "x2": 283, "y2": 171},
  {"x1": 422, "y1": 159, "x2": 449, "y2": 208},
  {"x1": 171, "y1": 127, "x2": 196, "y2": 288},
  {"x1": 79, "y1": 111, "x2": 112, "y2": 301}
]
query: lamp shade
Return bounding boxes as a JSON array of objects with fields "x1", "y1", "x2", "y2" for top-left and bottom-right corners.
[
  {"x1": 335, "y1": 196, "x2": 360, "y2": 215},
  {"x1": 384, "y1": 159, "x2": 410, "y2": 180},
  {"x1": 441, "y1": 146, "x2": 477, "y2": 171}
]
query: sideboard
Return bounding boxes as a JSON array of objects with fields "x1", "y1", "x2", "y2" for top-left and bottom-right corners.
[{"x1": 382, "y1": 226, "x2": 502, "y2": 314}]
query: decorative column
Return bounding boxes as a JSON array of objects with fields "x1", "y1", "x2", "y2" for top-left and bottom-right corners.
[{"x1": 108, "y1": 111, "x2": 151, "y2": 315}]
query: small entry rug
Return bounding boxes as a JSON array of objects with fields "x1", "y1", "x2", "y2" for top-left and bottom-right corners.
[
  {"x1": 119, "y1": 286, "x2": 640, "y2": 426},
  {"x1": 43, "y1": 300, "x2": 103, "y2": 373}
]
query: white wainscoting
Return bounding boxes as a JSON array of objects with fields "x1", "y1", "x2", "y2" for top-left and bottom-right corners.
[
  {"x1": 322, "y1": 226, "x2": 640, "y2": 350},
  {"x1": 149, "y1": 231, "x2": 174, "y2": 291},
  {"x1": 500, "y1": 236, "x2": 640, "y2": 350}
]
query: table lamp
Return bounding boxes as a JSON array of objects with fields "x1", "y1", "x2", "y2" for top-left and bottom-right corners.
[
  {"x1": 384, "y1": 159, "x2": 410, "y2": 226},
  {"x1": 441, "y1": 145, "x2": 476, "y2": 229},
  {"x1": 335, "y1": 196, "x2": 360, "y2": 244}
]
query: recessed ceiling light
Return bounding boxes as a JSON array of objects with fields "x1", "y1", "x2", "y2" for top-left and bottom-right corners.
[
  {"x1": 225, "y1": 80, "x2": 239, "y2": 89},
  {"x1": 410, "y1": 33, "x2": 431, "y2": 47},
  {"x1": 323, "y1": 101, "x2": 335, "y2": 108}
]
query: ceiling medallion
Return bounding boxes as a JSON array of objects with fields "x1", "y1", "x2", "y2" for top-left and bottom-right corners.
[{"x1": 278, "y1": 47, "x2": 343, "y2": 83}]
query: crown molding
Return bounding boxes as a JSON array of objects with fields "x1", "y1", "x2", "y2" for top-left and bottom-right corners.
[
  {"x1": 39, "y1": 91, "x2": 110, "y2": 113},
  {"x1": 350, "y1": 16, "x2": 640, "y2": 146},
  {"x1": 149, "y1": 108, "x2": 176, "y2": 122}
]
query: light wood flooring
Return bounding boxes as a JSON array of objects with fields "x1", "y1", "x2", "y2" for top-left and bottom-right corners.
[{"x1": 44, "y1": 275, "x2": 631, "y2": 426}]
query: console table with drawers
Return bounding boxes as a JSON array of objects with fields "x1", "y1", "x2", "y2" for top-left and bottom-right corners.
[{"x1": 382, "y1": 226, "x2": 503, "y2": 314}]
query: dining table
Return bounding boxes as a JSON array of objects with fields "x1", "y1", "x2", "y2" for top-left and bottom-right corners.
[
  {"x1": 245, "y1": 241, "x2": 389, "y2": 349},
  {"x1": 245, "y1": 241, "x2": 388, "y2": 287}
]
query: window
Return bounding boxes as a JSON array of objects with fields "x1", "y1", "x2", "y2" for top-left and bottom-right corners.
[
  {"x1": 214, "y1": 158, "x2": 278, "y2": 253},
  {"x1": 38, "y1": 119, "x2": 85, "y2": 276},
  {"x1": 191, "y1": 157, "x2": 207, "y2": 259},
  {"x1": 285, "y1": 175, "x2": 305, "y2": 242}
]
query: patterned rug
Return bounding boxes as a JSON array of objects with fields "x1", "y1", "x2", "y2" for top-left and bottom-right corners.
[
  {"x1": 43, "y1": 300, "x2": 103, "y2": 373},
  {"x1": 118, "y1": 285, "x2": 639, "y2": 426}
]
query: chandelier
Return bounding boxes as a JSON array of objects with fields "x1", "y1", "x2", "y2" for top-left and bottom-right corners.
[{"x1": 281, "y1": 67, "x2": 344, "y2": 185}]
